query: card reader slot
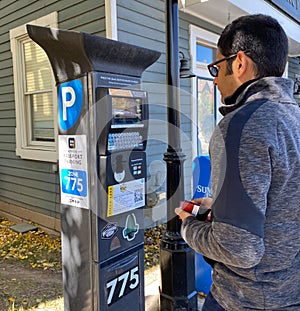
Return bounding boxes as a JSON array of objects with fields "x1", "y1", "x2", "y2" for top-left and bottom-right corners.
[{"x1": 106, "y1": 253, "x2": 137, "y2": 272}]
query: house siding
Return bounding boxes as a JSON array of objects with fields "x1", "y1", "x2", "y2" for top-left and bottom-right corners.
[
  {"x1": 0, "y1": 0, "x2": 106, "y2": 233},
  {"x1": 0, "y1": 0, "x2": 299, "y2": 232}
]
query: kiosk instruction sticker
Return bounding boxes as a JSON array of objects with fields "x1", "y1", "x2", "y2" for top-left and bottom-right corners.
[
  {"x1": 107, "y1": 179, "x2": 145, "y2": 217},
  {"x1": 59, "y1": 135, "x2": 89, "y2": 209}
]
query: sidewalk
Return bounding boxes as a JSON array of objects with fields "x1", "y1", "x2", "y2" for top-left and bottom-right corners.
[{"x1": 145, "y1": 265, "x2": 205, "y2": 311}]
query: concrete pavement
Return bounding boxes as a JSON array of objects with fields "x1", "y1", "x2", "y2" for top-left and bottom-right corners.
[{"x1": 145, "y1": 265, "x2": 205, "y2": 311}]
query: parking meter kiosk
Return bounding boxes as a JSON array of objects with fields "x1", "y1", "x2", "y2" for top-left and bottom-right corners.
[{"x1": 27, "y1": 25, "x2": 160, "y2": 311}]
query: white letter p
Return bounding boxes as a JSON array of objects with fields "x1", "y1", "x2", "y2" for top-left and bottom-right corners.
[{"x1": 62, "y1": 87, "x2": 76, "y2": 121}]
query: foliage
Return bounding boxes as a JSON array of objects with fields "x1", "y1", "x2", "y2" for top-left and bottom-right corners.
[
  {"x1": 144, "y1": 224, "x2": 164, "y2": 269},
  {"x1": 0, "y1": 217, "x2": 163, "y2": 310},
  {"x1": 0, "y1": 218, "x2": 61, "y2": 270}
]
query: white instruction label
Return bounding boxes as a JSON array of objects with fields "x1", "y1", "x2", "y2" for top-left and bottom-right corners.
[{"x1": 107, "y1": 178, "x2": 145, "y2": 216}]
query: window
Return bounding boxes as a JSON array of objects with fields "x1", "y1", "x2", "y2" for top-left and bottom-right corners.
[
  {"x1": 196, "y1": 43, "x2": 216, "y2": 65},
  {"x1": 197, "y1": 77, "x2": 216, "y2": 155},
  {"x1": 10, "y1": 12, "x2": 58, "y2": 162},
  {"x1": 189, "y1": 26, "x2": 221, "y2": 157}
]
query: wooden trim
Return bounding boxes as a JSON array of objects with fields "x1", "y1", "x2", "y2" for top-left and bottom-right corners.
[
  {"x1": 0, "y1": 200, "x2": 61, "y2": 237},
  {"x1": 105, "y1": 0, "x2": 118, "y2": 40},
  {"x1": 10, "y1": 12, "x2": 59, "y2": 163}
]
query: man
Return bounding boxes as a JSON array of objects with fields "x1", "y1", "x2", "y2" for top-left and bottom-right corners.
[{"x1": 175, "y1": 14, "x2": 300, "y2": 310}]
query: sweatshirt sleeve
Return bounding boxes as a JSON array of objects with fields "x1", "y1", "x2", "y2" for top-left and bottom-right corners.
[{"x1": 181, "y1": 217, "x2": 265, "y2": 268}]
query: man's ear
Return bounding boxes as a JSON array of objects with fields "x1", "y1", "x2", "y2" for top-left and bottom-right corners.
[
  {"x1": 235, "y1": 51, "x2": 255, "y2": 81},
  {"x1": 235, "y1": 51, "x2": 247, "y2": 77}
]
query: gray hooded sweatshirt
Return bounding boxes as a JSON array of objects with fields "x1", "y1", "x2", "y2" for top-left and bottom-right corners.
[{"x1": 181, "y1": 77, "x2": 300, "y2": 310}]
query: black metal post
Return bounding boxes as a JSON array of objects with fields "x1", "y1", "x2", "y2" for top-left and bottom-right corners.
[{"x1": 159, "y1": 0, "x2": 197, "y2": 310}]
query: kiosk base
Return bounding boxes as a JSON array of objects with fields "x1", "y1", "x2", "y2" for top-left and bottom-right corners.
[{"x1": 95, "y1": 245, "x2": 145, "y2": 310}]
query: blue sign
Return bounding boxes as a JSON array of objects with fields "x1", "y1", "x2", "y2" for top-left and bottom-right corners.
[
  {"x1": 58, "y1": 79, "x2": 83, "y2": 131},
  {"x1": 192, "y1": 155, "x2": 211, "y2": 199},
  {"x1": 60, "y1": 169, "x2": 87, "y2": 197},
  {"x1": 192, "y1": 155, "x2": 213, "y2": 293}
]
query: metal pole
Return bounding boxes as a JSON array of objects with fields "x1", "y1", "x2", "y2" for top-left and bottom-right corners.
[{"x1": 159, "y1": 0, "x2": 197, "y2": 309}]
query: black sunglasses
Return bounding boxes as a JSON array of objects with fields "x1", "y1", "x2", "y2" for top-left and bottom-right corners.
[
  {"x1": 207, "y1": 51, "x2": 251, "y2": 78},
  {"x1": 207, "y1": 53, "x2": 238, "y2": 78}
]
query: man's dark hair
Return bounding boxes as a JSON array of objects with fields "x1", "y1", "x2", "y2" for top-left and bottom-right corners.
[{"x1": 218, "y1": 14, "x2": 288, "y2": 78}]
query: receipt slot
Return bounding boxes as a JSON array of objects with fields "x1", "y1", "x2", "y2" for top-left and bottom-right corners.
[{"x1": 27, "y1": 25, "x2": 160, "y2": 311}]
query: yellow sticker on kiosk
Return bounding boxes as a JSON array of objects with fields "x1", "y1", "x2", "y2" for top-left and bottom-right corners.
[{"x1": 107, "y1": 185, "x2": 114, "y2": 217}]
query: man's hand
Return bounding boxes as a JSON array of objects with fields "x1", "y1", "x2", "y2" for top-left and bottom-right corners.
[
  {"x1": 175, "y1": 207, "x2": 193, "y2": 221},
  {"x1": 175, "y1": 197, "x2": 213, "y2": 222},
  {"x1": 191, "y1": 197, "x2": 212, "y2": 209},
  {"x1": 191, "y1": 197, "x2": 213, "y2": 221}
]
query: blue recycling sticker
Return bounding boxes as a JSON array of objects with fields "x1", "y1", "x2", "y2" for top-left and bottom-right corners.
[{"x1": 58, "y1": 80, "x2": 83, "y2": 131}]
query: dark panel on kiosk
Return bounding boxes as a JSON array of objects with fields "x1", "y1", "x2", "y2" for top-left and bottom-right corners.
[
  {"x1": 98, "y1": 248, "x2": 145, "y2": 310},
  {"x1": 96, "y1": 151, "x2": 146, "y2": 261},
  {"x1": 95, "y1": 84, "x2": 149, "y2": 156}
]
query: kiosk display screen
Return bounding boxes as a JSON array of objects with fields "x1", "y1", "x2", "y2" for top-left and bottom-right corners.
[
  {"x1": 111, "y1": 97, "x2": 142, "y2": 127},
  {"x1": 109, "y1": 88, "x2": 146, "y2": 129}
]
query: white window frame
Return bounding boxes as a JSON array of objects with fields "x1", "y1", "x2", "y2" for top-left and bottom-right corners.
[
  {"x1": 189, "y1": 25, "x2": 221, "y2": 160},
  {"x1": 10, "y1": 12, "x2": 58, "y2": 162},
  {"x1": 105, "y1": 0, "x2": 118, "y2": 40}
]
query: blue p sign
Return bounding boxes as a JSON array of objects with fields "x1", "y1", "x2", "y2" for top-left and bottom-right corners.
[{"x1": 58, "y1": 79, "x2": 83, "y2": 131}]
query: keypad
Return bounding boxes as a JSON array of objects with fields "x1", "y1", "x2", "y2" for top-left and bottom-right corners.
[{"x1": 108, "y1": 132, "x2": 143, "y2": 151}]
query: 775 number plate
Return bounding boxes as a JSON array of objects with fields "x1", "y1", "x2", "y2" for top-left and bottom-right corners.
[{"x1": 106, "y1": 266, "x2": 140, "y2": 306}]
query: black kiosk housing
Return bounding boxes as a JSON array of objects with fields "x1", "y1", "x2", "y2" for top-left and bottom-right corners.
[{"x1": 27, "y1": 25, "x2": 160, "y2": 311}]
